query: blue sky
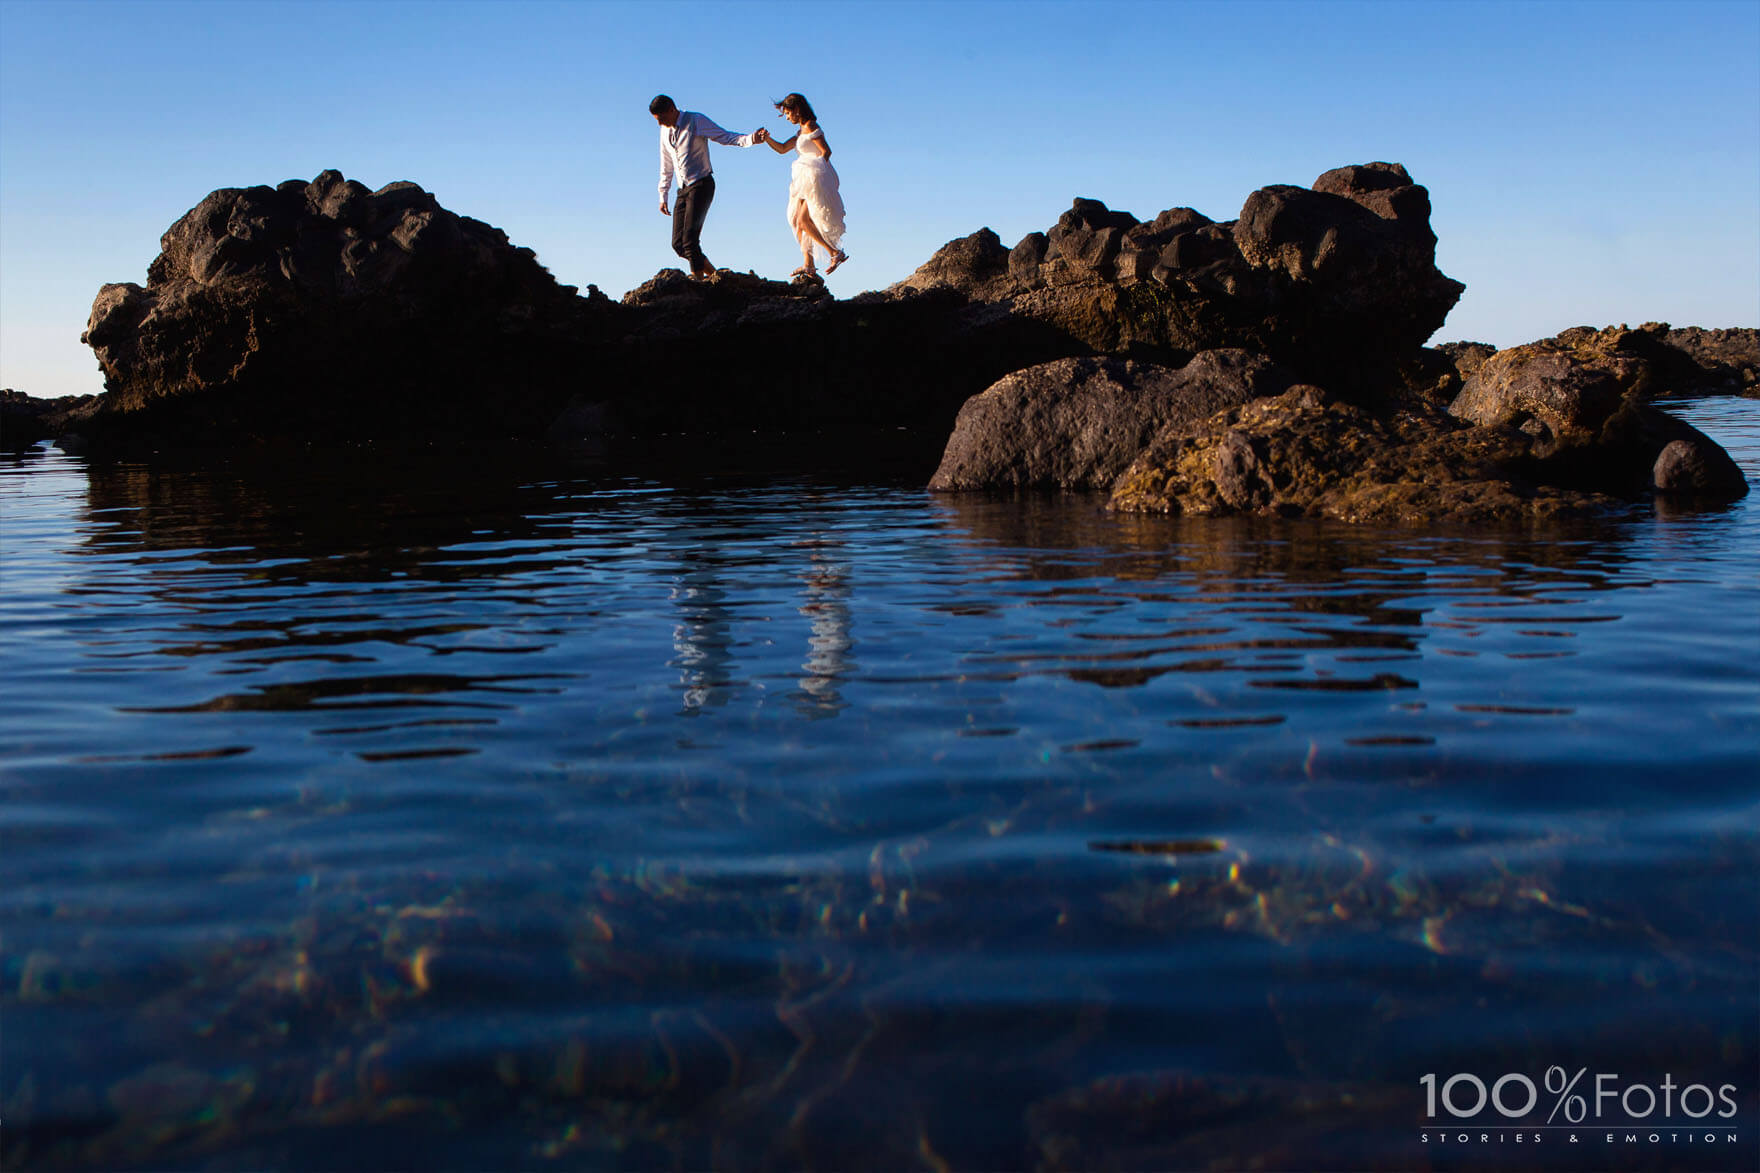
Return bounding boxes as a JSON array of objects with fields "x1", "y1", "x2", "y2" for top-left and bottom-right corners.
[{"x1": 2, "y1": 0, "x2": 1756, "y2": 399}]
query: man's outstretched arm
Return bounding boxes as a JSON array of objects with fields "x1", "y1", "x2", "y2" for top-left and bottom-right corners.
[{"x1": 691, "y1": 112, "x2": 758, "y2": 149}]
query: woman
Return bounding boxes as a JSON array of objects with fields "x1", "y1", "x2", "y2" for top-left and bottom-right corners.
[{"x1": 761, "y1": 93, "x2": 847, "y2": 277}]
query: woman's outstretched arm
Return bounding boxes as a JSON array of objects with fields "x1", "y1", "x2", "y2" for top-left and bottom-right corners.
[{"x1": 762, "y1": 132, "x2": 799, "y2": 154}]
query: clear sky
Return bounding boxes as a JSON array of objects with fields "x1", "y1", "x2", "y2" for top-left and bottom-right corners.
[{"x1": 2, "y1": 0, "x2": 1756, "y2": 399}]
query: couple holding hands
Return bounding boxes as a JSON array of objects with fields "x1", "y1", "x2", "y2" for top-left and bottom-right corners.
[{"x1": 651, "y1": 92, "x2": 847, "y2": 281}]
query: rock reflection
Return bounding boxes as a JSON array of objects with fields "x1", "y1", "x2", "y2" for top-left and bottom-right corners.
[
  {"x1": 77, "y1": 452, "x2": 570, "y2": 584},
  {"x1": 122, "y1": 672, "x2": 555, "y2": 714},
  {"x1": 928, "y1": 492, "x2": 1645, "y2": 704}
]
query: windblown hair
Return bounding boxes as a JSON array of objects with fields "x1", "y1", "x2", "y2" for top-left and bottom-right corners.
[
  {"x1": 773, "y1": 93, "x2": 817, "y2": 123},
  {"x1": 649, "y1": 94, "x2": 676, "y2": 116}
]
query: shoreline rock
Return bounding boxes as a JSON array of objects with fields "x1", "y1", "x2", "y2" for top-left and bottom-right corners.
[
  {"x1": 2, "y1": 390, "x2": 98, "y2": 453},
  {"x1": 928, "y1": 351, "x2": 1295, "y2": 492},
  {"x1": 1106, "y1": 385, "x2": 1623, "y2": 524},
  {"x1": 53, "y1": 163, "x2": 1754, "y2": 520}
]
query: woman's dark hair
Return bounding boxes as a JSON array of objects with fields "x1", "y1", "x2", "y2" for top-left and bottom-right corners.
[
  {"x1": 773, "y1": 93, "x2": 816, "y2": 123},
  {"x1": 649, "y1": 94, "x2": 676, "y2": 116}
]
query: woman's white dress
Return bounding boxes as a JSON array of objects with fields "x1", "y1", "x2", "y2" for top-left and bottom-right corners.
[{"x1": 788, "y1": 128, "x2": 846, "y2": 253}]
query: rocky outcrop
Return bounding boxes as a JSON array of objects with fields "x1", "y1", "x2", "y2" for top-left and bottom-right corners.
[
  {"x1": 928, "y1": 351, "x2": 1294, "y2": 491},
  {"x1": 894, "y1": 161, "x2": 1464, "y2": 397},
  {"x1": 1449, "y1": 325, "x2": 1747, "y2": 497},
  {"x1": 75, "y1": 172, "x2": 1087, "y2": 457},
  {"x1": 1436, "y1": 323, "x2": 1759, "y2": 402},
  {"x1": 1662, "y1": 326, "x2": 1758, "y2": 397},
  {"x1": 2, "y1": 390, "x2": 97, "y2": 453},
  {"x1": 70, "y1": 166, "x2": 1752, "y2": 521},
  {"x1": 79, "y1": 170, "x2": 614, "y2": 452},
  {"x1": 1105, "y1": 386, "x2": 1623, "y2": 524},
  {"x1": 1433, "y1": 341, "x2": 1497, "y2": 386},
  {"x1": 587, "y1": 266, "x2": 1080, "y2": 447},
  {"x1": 1095, "y1": 331, "x2": 1748, "y2": 522},
  {"x1": 71, "y1": 161, "x2": 1465, "y2": 455}
]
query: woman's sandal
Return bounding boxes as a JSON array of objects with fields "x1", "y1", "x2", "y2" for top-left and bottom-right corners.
[{"x1": 825, "y1": 250, "x2": 848, "y2": 274}]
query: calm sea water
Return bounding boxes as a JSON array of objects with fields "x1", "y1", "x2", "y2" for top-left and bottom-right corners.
[{"x1": 3, "y1": 401, "x2": 1758, "y2": 1172}]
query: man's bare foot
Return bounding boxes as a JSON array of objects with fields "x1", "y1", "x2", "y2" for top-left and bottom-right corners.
[{"x1": 825, "y1": 249, "x2": 848, "y2": 274}]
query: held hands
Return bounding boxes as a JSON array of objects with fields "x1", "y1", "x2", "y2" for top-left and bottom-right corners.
[{"x1": 754, "y1": 127, "x2": 771, "y2": 144}]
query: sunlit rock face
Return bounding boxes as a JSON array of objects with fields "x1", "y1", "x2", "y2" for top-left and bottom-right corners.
[{"x1": 1448, "y1": 324, "x2": 1748, "y2": 499}]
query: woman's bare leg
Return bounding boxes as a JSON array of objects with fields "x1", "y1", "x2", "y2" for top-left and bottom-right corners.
[
  {"x1": 790, "y1": 201, "x2": 816, "y2": 275},
  {"x1": 796, "y1": 209, "x2": 838, "y2": 262},
  {"x1": 794, "y1": 203, "x2": 847, "y2": 272}
]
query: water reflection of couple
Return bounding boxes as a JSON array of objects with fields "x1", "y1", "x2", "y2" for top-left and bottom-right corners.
[
  {"x1": 669, "y1": 539, "x2": 853, "y2": 718},
  {"x1": 650, "y1": 92, "x2": 847, "y2": 281}
]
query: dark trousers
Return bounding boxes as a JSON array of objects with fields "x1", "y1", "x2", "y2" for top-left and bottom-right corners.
[{"x1": 672, "y1": 175, "x2": 716, "y2": 274}]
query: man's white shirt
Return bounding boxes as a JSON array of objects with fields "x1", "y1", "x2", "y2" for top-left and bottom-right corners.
[{"x1": 659, "y1": 112, "x2": 757, "y2": 205}]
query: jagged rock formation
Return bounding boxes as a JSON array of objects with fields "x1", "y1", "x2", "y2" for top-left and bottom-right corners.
[
  {"x1": 1659, "y1": 326, "x2": 1759, "y2": 396},
  {"x1": 79, "y1": 170, "x2": 611, "y2": 450},
  {"x1": 2, "y1": 390, "x2": 95, "y2": 453},
  {"x1": 1100, "y1": 324, "x2": 1748, "y2": 521},
  {"x1": 65, "y1": 164, "x2": 1752, "y2": 519},
  {"x1": 1448, "y1": 324, "x2": 1746, "y2": 497},
  {"x1": 893, "y1": 162, "x2": 1464, "y2": 397},
  {"x1": 74, "y1": 172, "x2": 1084, "y2": 456}
]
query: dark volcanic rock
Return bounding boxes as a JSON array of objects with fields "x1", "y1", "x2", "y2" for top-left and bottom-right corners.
[
  {"x1": 898, "y1": 229, "x2": 1014, "y2": 301},
  {"x1": 1449, "y1": 325, "x2": 1747, "y2": 498},
  {"x1": 1652, "y1": 437, "x2": 1747, "y2": 496},
  {"x1": 82, "y1": 161, "x2": 1458, "y2": 459},
  {"x1": 1, "y1": 390, "x2": 99, "y2": 452},
  {"x1": 80, "y1": 170, "x2": 611, "y2": 453},
  {"x1": 1434, "y1": 341, "x2": 1497, "y2": 385},
  {"x1": 1662, "y1": 326, "x2": 1758, "y2": 397},
  {"x1": 928, "y1": 350, "x2": 1295, "y2": 491},
  {"x1": 582, "y1": 264, "x2": 1081, "y2": 446},
  {"x1": 80, "y1": 173, "x2": 1085, "y2": 459},
  {"x1": 78, "y1": 164, "x2": 1745, "y2": 523},
  {"x1": 1047, "y1": 198, "x2": 1139, "y2": 275},
  {"x1": 893, "y1": 161, "x2": 1463, "y2": 395},
  {"x1": 1108, "y1": 385, "x2": 1621, "y2": 524},
  {"x1": 1092, "y1": 322, "x2": 1748, "y2": 520}
]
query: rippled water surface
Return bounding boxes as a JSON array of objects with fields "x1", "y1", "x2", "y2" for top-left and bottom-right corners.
[{"x1": 4, "y1": 401, "x2": 1758, "y2": 1171}]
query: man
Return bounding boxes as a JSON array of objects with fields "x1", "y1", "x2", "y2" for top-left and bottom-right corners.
[{"x1": 650, "y1": 94, "x2": 768, "y2": 279}]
